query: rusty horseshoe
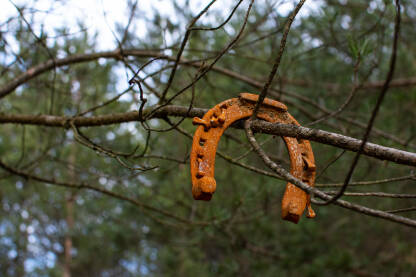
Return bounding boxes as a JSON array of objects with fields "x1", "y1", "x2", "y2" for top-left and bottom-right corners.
[{"x1": 190, "y1": 93, "x2": 316, "y2": 223}]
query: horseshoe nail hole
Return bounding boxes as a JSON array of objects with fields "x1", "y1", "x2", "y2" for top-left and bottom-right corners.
[
  {"x1": 199, "y1": 138, "x2": 206, "y2": 146},
  {"x1": 196, "y1": 171, "x2": 204, "y2": 178}
]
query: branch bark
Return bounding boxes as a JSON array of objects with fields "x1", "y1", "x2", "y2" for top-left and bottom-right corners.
[{"x1": 1, "y1": 105, "x2": 415, "y2": 166}]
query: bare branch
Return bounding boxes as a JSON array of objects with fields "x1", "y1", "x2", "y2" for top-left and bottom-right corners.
[
  {"x1": 324, "y1": 191, "x2": 416, "y2": 198},
  {"x1": 1, "y1": 106, "x2": 416, "y2": 166},
  {"x1": 317, "y1": 174, "x2": 416, "y2": 188}
]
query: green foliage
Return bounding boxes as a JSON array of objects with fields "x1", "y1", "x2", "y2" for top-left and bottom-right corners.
[{"x1": 1, "y1": 1, "x2": 416, "y2": 276}]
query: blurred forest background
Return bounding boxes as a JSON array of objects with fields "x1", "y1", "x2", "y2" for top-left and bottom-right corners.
[{"x1": 0, "y1": 0, "x2": 416, "y2": 276}]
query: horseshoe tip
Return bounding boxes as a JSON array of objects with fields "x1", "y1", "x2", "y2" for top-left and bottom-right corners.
[
  {"x1": 193, "y1": 192, "x2": 213, "y2": 201},
  {"x1": 192, "y1": 176, "x2": 216, "y2": 201},
  {"x1": 307, "y1": 205, "x2": 316, "y2": 218},
  {"x1": 282, "y1": 212, "x2": 300, "y2": 224}
]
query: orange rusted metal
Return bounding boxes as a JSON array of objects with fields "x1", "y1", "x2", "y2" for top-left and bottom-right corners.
[{"x1": 190, "y1": 93, "x2": 316, "y2": 223}]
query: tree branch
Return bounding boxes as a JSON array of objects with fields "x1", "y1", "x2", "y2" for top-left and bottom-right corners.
[{"x1": 1, "y1": 105, "x2": 415, "y2": 166}]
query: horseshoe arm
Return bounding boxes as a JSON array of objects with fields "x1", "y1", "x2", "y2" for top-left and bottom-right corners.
[
  {"x1": 191, "y1": 97, "x2": 250, "y2": 201},
  {"x1": 190, "y1": 93, "x2": 316, "y2": 223}
]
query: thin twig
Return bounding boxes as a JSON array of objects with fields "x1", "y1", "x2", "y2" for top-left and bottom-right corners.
[
  {"x1": 159, "y1": 0, "x2": 217, "y2": 103},
  {"x1": 251, "y1": 0, "x2": 306, "y2": 117},
  {"x1": 385, "y1": 206, "x2": 416, "y2": 214},
  {"x1": 316, "y1": 174, "x2": 416, "y2": 188},
  {"x1": 324, "y1": 191, "x2": 416, "y2": 198}
]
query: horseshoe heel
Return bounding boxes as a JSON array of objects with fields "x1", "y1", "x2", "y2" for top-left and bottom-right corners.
[{"x1": 190, "y1": 93, "x2": 316, "y2": 223}]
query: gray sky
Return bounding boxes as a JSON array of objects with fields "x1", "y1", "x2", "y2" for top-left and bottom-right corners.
[{"x1": 2, "y1": 0, "x2": 321, "y2": 52}]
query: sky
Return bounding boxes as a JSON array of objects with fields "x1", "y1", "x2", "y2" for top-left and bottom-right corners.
[
  {"x1": 2, "y1": 0, "x2": 239, "y2": 51},
  {"x1": 2, "y1": 0, "x2": 173, "y2": 51},
  {"x1": 1, "y1": 0, "x2": 321, "y2": 52}
]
